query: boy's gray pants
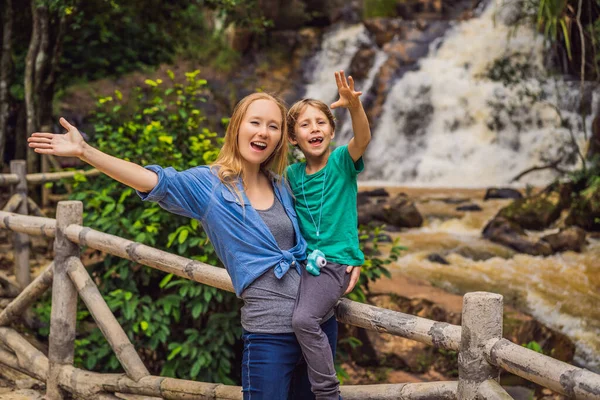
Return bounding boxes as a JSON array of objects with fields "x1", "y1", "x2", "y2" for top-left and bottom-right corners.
[{"x1": 292, "y1": 261, "x2": 352, "y2": 400}]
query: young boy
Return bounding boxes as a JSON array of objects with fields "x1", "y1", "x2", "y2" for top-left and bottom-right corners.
[{"x1": 286, "y1": 70, "x2": 371, "y2": 400}]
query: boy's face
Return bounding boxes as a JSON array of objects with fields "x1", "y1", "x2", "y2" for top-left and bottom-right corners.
[{"x1": 289, "y1": 105, "x2": 335, "y2": 160}]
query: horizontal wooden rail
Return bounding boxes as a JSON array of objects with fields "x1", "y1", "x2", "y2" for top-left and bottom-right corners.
[
  {"x1": 0, "y1": 211, "x2": 56, "y2": 237},
  {"x1": 0, "y1": 174, "x2": 19, "y2": 186},
  {"x1": 336, "y1": 298, "x2": 461, "y2": 351},
  {"x1": 485, "y1": 338, "x2": 600, "y2": 399},
  {"x1": 0, "y1": 168, "x2": 99, "y2": 186},
  {"x1": 26, "y1": 168, "x2": 100, "y2": 184},
  {"x1": 0, "y1": 326, "x2": 458, "y2": 400},
  {"x1": 2, "y1": 211, "x2": 600, "y2": 400}
]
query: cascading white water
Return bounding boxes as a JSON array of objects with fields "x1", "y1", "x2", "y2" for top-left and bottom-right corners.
[
  {"x1": 303, "y1": 1, "x2": 593, "y2": 187},
  {"x1": 304, "y1": 24, "x2": 372, "y2": 102},
  {"x1": 364, "y1": 2, "x2": 591, "y2": 186}
]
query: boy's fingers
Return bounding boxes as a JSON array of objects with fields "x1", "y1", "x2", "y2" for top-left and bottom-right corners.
[
  {"x1": 346, "y1": 265, "x2": 353, "y2": 273},
  {"x1": 348, "y1": 76, "x2": 355, "y2": 91},
  {"x1": 335, "y1": 71, "x2": 342, "y2": 89},
  {"x1": 330, "y1": 100, "x2": 341, "y2": 109},
  {"x1": 344, "y1": 267, "x2": 361, "y2": 295},
  {"x1": 340, "y1": 70, "x2": 349, "y2": 88}
]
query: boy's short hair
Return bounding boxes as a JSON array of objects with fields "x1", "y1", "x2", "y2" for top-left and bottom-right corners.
[{"x1": 287, "y1": 99, "x2": 336, "y2": 139}]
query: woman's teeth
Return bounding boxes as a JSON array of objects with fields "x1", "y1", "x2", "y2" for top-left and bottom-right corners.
[{"x1": 251, "y1": 141, "x2": 267, "y2": 150}]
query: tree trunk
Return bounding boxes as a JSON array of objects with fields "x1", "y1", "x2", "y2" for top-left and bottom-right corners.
[
  {"x1": 25, "y1": 0, "x2": 41, "y2": 173},
  {"x1": 40, "y1": 13, "x2": 67, "y2": 131},
  {"x1": 0, "y1": 0, "x2": 14, "y2": 168}
]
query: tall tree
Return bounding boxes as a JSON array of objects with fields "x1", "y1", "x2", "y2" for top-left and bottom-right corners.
[
  {"x1": 0, "y1": 0, "x2": 14, "y2": 168},
  {"x1": 24, "y1": 0, "x2": 69, "y2": 173}
]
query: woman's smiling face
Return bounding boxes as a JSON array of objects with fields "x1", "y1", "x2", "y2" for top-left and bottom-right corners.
[{"x1": 237, "y1": 99, "x2": 283, "y2": 167}]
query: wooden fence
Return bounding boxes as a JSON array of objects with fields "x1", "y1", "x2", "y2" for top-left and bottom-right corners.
[{"x1": 0, "y1": 160, "x2": 599, "y2": 399}]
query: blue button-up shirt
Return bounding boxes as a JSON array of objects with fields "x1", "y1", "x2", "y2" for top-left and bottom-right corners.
[{"x1": 137, "y1": 165, "x2": 307, "y2": 296}]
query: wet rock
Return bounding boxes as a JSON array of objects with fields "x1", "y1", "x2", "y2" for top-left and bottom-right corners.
[
  {"x1": 452, "y1": 246, "x2": 500, "y2": 261},
  {"x1": 482, "y1": 217, "x2": 553, "y2": 256},
  {"x1": 362, "y1": 188, "x2": 390, "y2": 197},
  {"x1": 497, "y1": 183, "x2": 572, "y2": 230},
  {"x1": 427, "y1": 253, "x2": 450, "y2": 265},
  {"x1": 441, "y1": 197, "x2": 469, "y2": 204},
  {"x1": 484, "y1": 188, "x2": 523, "y2": 200},
  {"x1": 565, "y1": 182, "x2": 600, "y2": 231},
  {"x1": 328, "y1": 0, "x2": 362, "y2": 24},
  {"x1": 541, "y1": 227, "x2": 587, "y2": 252},
  {"x1": 358, "y1": 193, "x2": 423, "y2": 228},
  {"x1": 382, "y1": 194, "x2": 424, "y2": 228},
  {"x1": 349, "y1": 47, "x2": 376, "y2": 81},
  {"x1": 456, "y1": 203, "x2": 482, "y2": 212},
  {"x1": 363, "y1": 18, "x2": 405, "y2": 47}
]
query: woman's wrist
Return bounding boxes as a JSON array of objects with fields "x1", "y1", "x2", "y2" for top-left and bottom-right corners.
[{"x1": 78, "y1": 141, "x2": 90, "y2": 161}]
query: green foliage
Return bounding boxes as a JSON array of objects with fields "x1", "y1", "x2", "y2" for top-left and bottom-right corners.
[
  {"x1": 536, "y1": 0, "x2": 572, "y2": 59},
  {"x1": 35, "y1": 71, "x2": 242, "y2": 384},
  {"x1": 207, "y1": 0, "x2": 273, "y2": 33},
  {"x1": 59, "y1": 1, "x2": 207, "y2": 83},
  {"x1": 363, "y1": 0, "x2": 398, "y2": 18},
  {"x1": 523, "y1": 340, "x2": 544, "y2": 353},
  {"x1": 351, "y1": 224, "x2": 406, "y2": 303}
]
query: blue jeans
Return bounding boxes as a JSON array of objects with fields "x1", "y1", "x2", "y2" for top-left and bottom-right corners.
[{"x1": 241, "y1": 315, "x2": 338, "y2": 400}]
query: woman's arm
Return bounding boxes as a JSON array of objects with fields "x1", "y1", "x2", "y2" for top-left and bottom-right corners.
[
  {"x1": 330, "y1": 71, "x2": 371, "y2": 162},
  {"x1": 28, "y1": 117, "x2": 158, "y2": 192}
]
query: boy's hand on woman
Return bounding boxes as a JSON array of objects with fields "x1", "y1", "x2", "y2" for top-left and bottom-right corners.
[
  {"x1": 331, "y1": 70, "x2": 362, "y2": 110},
  {"x1": 344, "y1": 266, "x2": 361, "y2": 295},
  {"x1": 28, "y1": 117, "x2": 85, "y2": 158}
]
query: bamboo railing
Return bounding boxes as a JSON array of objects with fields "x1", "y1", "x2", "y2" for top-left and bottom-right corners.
[{"x1": 0, "y1": 163, "x2": 599, "y2": 399}]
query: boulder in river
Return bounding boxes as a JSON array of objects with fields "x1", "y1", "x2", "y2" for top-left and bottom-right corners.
[
  {"x1": 482, "y1": 217, "x2": 553, "y2": 256},
  {"x1": 541, "y1": 227, "x2": 587, "y2": 252},
  {"x1": 484, "y1": 188, "x2": 523, "y2": 200},
  {"x1": 496, "y1": 182, "x2": 572, "y2": 230},
  {"x1": 358, "y1": 193, "x2": 424, "y2": 229}
]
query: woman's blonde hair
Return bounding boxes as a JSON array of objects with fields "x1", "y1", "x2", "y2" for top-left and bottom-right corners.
[
  {"x1": 287, "y1": 99, "x2": 336, "y2": 139},
  {"x1": 212, "y1": 92, "x2": 288, "y2": 203}
]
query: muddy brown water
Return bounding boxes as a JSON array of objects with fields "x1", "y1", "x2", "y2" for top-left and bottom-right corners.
[{"x1": 360, "y1": 185, "x2": 600, "y2": 372}]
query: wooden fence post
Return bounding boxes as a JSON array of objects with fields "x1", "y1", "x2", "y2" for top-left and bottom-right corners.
[
  {"x1": 10, "y1": 160, "x2": 31, "y2": 289},
  {"x1": 46, "y1": 201, "x2": 82, "y2": 399},
  {"x1": 458, "y1": 292, "x2": 504, "y2": 399}
]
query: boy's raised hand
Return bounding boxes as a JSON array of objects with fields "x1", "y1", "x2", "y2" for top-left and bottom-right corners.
[
  {"x1": 331, "y1": 70, "x2": 363, "y2": 110},
  {"x1": 28, "y1": 117, "x2": 85, "y2": 158}
]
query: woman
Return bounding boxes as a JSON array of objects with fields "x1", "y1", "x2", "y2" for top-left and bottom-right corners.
[{"x1": 28, "y1": 92, "x2": 360, "y2": 399}]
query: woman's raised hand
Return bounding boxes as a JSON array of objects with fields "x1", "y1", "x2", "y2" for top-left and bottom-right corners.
[
  {"x1": 28, "y1": 117, "x2": 85, "y2": 158},
  {"x1": 330, "y1": 70, "x2": 363, "y2": 110}
]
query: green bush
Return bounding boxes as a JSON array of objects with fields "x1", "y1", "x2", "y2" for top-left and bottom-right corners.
[{"x1": 36, "y1": 70, "x2": 241, "y2": 384}]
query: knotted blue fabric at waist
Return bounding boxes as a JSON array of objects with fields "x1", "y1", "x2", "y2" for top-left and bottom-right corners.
[{"x1": 274, "y1": 250, "x2": 303, "y2": 278}]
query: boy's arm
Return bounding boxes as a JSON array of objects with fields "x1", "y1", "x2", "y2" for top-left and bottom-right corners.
[
  {"x1": 331, "y1": 70, "x2": 372, "y2": 162},
  {"x1": 346, "y1": 101, "x2": 371, "y2": 162}
]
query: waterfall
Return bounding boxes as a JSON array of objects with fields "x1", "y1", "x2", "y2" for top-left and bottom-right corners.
[
  {"x1": 303, "y1": 0, "x2": 594, "y2": 187},
  {"x1": 304, "y1": 24, "x2": 372, "y2": 103},
  {"x1": 364, "y1": 2, "x2": 591, "y2": 186}
]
